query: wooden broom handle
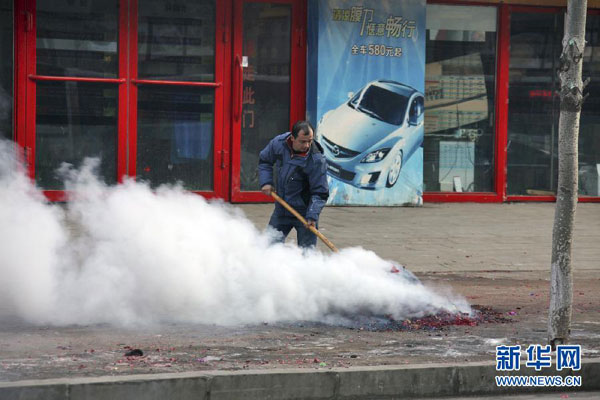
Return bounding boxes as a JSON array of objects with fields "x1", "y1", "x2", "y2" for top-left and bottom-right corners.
[{"x1": 270, "y1": 191, "x2": 339, "y2": 253}]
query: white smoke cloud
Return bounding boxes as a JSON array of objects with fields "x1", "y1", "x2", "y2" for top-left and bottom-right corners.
[{"x1": 0, "y1": 140, "x2": 470, "y2": 326}]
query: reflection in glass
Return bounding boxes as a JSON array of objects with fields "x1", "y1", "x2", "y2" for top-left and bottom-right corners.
[
  {"x1": 137, "y1": 86, "x2": 214, "y2": 190},
  {"x1": 36, "y1": 82, "x2": 118, "y2": 189},
  {"x1": 424, "y1": 5, "x2": 497, "y2": 192},
  {"x1": 241, "y1": 3, "x2": 291, "y2": 191},
  {"x1": 0, "y1": 1, "x2": 12, "y2": 139},
  {"x1": 36, "y1": 0, "x2": 119, "y2": 77},
  {"x1": 138, "y1": 0, "x2": 215, "y2": 81},
  {"x1": 507, "y1": 13, "x2": 563, "y2": 196},
  {"x1": 579, "y1": 15, "x2": 600, "y2": 197}
]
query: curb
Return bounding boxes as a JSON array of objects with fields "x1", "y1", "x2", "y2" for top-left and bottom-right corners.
[{"x1": 1, "y1": 358, "x2": 598, "y2": 399}]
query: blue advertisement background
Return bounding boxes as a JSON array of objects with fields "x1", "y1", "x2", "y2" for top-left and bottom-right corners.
[{"x1": 307, "y1": 0, "x2": 425, "y2": 206}]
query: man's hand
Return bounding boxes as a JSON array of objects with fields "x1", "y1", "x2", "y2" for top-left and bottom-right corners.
[
  {"x1": 261, "y1": 184, "x2": 273, "y2": 196},
  {"x1": 307, "y1": 219, "x2": 316, "y2": 228}
]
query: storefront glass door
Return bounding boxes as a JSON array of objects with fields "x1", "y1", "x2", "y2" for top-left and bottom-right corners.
[
  {"x1": 507, "y1": 9, "x2": 600, "y2": 199},
  {"x1": 230, "y1": 0, "x2": 305, "y2": 202},
  {"x1": 21, "y1": 0, "x2": 226, "y2": 200},
  {"x1": 33, "y1": 0, "x2": 121, "y2": 190},
  {"x1": 578, "y1": 13, "x2": 600, "y2": 198},
  {"x1": 134, "y1": 0, "x2": 222, "y2": 193},
  {"x1": 507, "y1": 11, "x2": 563, "y2": 196},
  {"x1": 424, "y1": 4, "x2": 498, "y2": 194}
]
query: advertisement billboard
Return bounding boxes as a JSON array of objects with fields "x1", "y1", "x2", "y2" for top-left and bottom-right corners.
[{"x1": 307, "y1": 0, "x2": 426, "y2": 205}]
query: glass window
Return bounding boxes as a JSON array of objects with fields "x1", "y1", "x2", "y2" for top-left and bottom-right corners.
[
  {"x1": 1, "y1": 0, "x2": 12, "y2": 140},
  {"x1": 36, "y1": 0, "x2": 119, "y2": 77},
  {"x1": 36, "y1": 82, "x2": 118, "y2": 189},
  {"x1": 424, "y1": 5, "x2": 497, "y2": 193},
  {"x1": 136, "y1": 86, "x2": 214, "y2": 190},
  {"x1": 240, "y1": 2, "x2": 291, "y2": 191},
  {"x1": 138, "y1": 0, "x2": 215, "y2": 81},
  {"x1": 579, "y1": 14, "x2": 600, "y2": 197},
  {"x1": 507, "y1": 13, "x2": 563, "y2": 196}
]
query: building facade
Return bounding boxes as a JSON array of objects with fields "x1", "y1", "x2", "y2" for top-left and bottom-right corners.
[{"x1": 1, "y1": 0, "x2": 599, "y2": 203}]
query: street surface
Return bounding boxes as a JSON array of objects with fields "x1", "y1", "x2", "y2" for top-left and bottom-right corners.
[{"x1": 0, "y1": 203, "x2": 598, "y2": 382}]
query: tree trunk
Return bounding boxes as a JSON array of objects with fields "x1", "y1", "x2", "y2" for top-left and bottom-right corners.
[{"x1": 548, "y1": 0, "x2": 587, "y2": 348}]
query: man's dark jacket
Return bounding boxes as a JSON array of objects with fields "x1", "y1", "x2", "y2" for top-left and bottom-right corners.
[{"x1": 258, "y1": 132, "x2": 329, "y2": 222}]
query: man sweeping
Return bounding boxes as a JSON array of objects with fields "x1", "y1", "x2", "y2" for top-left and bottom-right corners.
[{"x1": 258, "y1": 120, "x2": 329, "y2": 248}]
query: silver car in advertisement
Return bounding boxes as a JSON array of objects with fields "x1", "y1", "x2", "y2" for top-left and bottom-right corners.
[{"x1": 316, "y1": 80, "x2": 424, "y2": 190}]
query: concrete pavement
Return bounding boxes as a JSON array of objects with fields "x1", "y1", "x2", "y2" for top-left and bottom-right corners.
[{"x1": 240, "y1": 202, "x2": 599, "y2": 273}]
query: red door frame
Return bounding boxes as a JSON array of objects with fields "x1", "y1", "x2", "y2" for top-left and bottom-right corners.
[
  {"x1": 15, "y1": 0, "x2": 229, "y2": 201},
  {"x1": 17, "y1": 0, "x2": 128, "y2": 202},
  {"x1": 229, "y1": 0, "x2": 307, "y2": 203},
  {"x1": 424, "y1": 0, "x2": 600, "y2": 203}
]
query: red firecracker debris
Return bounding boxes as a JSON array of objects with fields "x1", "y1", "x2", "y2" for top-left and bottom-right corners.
[{"x1": 343, "y1": 305, "x2": 512, "y2": 332}]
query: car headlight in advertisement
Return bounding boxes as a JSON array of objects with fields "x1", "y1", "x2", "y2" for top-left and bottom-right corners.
[{"x1": 360, "y1": 148, "x2": 390, "y2": 163}]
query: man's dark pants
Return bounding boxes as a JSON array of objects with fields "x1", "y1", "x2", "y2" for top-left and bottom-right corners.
[{"x1": 268, "y1": 214, "x2": 317, "y2": 248}]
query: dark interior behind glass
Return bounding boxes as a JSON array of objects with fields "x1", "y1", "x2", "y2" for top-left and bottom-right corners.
[
  {"x1": 35, "y1": 82, "x2": 118, "y2": 189},
  {"x1": 138, "y1": 0, "x2": 215, "y2": 81},
  {"x1": 507, "y1": 13, "x2": 563, "y2": 196},
  {"x1": 579, "y1": 14, "x2": 600, "y2": 197},
  {"x1": 1, "y1": 0, "x2": 12, "y2": 139},
  {"x1": 36, "y1": 0, "x2": 119, "y2": 77},
  {"x1": 137, "y1": 85, "x2": 214, "y2": 190},
  {"x1": 507, "y1": 12, "x2": 600, "y2": 197},
  {"x1": 240, "y1": 3, "x2": 291, "y2": 191}
]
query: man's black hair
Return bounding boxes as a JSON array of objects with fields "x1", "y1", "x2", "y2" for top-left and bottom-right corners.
[{"x1": 291, "y1": 120, "x2": 314, "y2": 138}]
